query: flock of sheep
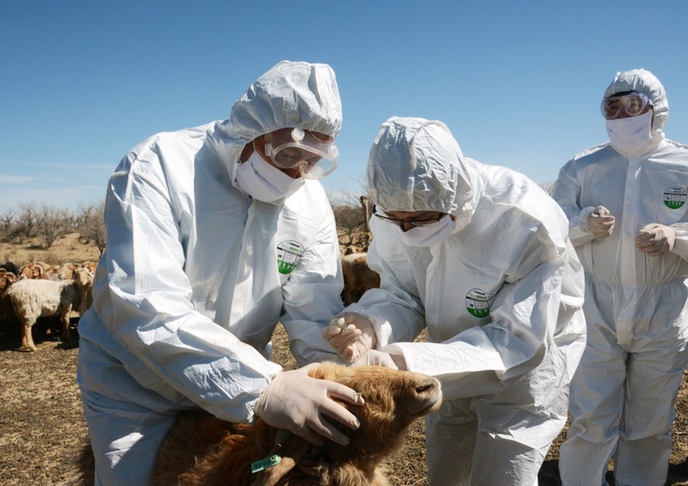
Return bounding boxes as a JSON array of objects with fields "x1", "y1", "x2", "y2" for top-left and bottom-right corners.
[
  {"x1": 0, "y1": 251, "x2": 378, "y2": 351},
  {"x1": 0, "y1": 253, "x2": 431, "y2": 485},
  {"x1": 0, "y1": 260, "x2": 95, "y2": 352}
]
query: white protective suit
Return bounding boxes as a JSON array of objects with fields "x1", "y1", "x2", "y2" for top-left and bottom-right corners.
[
  {"x1": 344, "y1": 117, "x2": 586, "y2": 485},
  {"x1": 553, "y1": 69, "x2": 688, "y2": 485},
  {"x1": 76, "y1": 61, "x2": 346, "y2": 485}
]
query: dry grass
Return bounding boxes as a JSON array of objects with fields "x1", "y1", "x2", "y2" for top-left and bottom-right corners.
[
  {"x1": 2, "y1": 236, "x2": 688, "y2": 484},
  {"x1": 0, "y1": 233, "x2": 100, "y2": 267}
]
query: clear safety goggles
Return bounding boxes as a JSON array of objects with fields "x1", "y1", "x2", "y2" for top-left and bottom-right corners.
[
  {"x1": 600, "y1": 92, "x2": 652, "y2": 120},
  {"x1": 264, "y1": 128, "x2": 339, "y2": 179}
]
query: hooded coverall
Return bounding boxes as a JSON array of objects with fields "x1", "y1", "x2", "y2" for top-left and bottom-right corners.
[
  {"x1": 554, "y1": 69, "x2": 688, "y2": 485},
  {"x1": 76, "y1": 61, "x2": 346, "y2": 485},
  {"x1": 344, "y1": 117, "x2": 586, "y2": 485}
]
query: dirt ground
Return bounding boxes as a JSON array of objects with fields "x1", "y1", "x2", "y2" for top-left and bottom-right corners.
[
  {"x1": 2, "y1": 325, "x2": 688, "y2": 486},
  {"x1": 2, "y1": 234, "x2": 688, "y2": 484}
]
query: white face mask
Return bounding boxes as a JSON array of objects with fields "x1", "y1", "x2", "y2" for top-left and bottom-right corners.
[
  {"x1": 606, "y1": 111, "x2": 653, "y2": 155},
  {"x1": 235, "y1": 151, "x2": 305, "y2": 204},
  {"x1": 391, "y1": 214, "x2": 456, "y2": 247}
]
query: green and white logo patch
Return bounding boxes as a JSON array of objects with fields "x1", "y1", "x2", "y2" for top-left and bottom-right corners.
[
  {"x1": 277, "y1": 240, "x2": 304, "y2": 274},
  {"x1": 663, "y1": 186, "x2": 687, "y2": 209},
  {"x1": 465, "y1": 288, "x2": 496, "y2": 318}
]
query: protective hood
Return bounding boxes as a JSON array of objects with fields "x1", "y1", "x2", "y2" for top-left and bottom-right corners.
[
  {"x1": 366, "y1": 117, "x2": 476, "y2": 227},
  {"x1": 216, "y1": 60, "x2": 343, "y2": 176},
  {"x1": 603, "y1": 68, "x2": 669, "y2": 135}
]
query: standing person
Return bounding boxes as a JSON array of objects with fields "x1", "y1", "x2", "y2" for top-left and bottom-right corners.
[
  {"x1": 77, "y1": 60, "x2": 364, "y2": 485},
  {"x1": 323, "y1": 116, "x2": 586, "y2": 485},
  {"x1": 552, "y1": 68, "x2": 688, "y2": 485}
]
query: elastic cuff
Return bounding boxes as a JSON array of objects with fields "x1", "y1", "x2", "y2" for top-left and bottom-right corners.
[{"x1": 578, "y1": 206, "x2": 596, "y2": 233}]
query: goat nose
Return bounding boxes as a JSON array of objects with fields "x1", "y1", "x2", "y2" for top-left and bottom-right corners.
[{"x1": 415, "y1": 378, "x2": 439, "y2": 394}]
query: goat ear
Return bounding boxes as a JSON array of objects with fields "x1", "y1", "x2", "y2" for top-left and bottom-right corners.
[{"x1": 249, "y1": 436, "x2": 311, "y2": 486}]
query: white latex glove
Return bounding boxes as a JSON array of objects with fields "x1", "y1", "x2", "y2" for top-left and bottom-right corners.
[
  {"x1": 587, "y1": 206, "x2": 615, "y2": 239},
  {"x1": 254, "y1": 364, "x2": 364, "y2": 446},
  {"x1": 322, "y1": 312, "x2": 376, "y2": 362},
  {"x1": 353, "y1": 349, "x2": 403, "y2": 370},
  {"x1": 635, "y1": 223, "x2": 676, "y2": 256}
]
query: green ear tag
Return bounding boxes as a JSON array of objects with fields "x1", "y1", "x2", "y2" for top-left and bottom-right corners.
[{"x1": 251, "y1": 454, "x2": 282, "y2": 473}]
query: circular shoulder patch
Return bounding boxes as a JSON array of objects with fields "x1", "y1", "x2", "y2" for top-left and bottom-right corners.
[
  {"x1": 664, "y1": 186, "x2": 687, "y2": 209},
  {"x1": 465, "y1": 288, "x2": 496, "y2": 318},
  {"x1": 277, "y1": 240, "x2": 305, "y2": 274}
]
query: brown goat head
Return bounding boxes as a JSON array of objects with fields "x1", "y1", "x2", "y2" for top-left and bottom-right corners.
[{"x1": 148, "y1": 362, "x2": 442, "y2": 486}]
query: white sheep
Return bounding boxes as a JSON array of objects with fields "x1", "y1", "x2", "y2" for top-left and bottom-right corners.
[{"x1": 7, "y1": 267, "x2": 93, "y2": 351}]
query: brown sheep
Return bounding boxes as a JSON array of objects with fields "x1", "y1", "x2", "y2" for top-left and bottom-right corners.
[
  {"x1": 83, "y1": 261, "x2": 98, "y2": 274},
  {"x1": 7, "y1": 267, "x2": 93, "y2": 351},
  {"x1": 20, "y1": 262, "x2": 45, "y2": 280},
  {"x1": 341, "y1": 253, "x2": 380, "y2": 305},
  {"x1": 55, "y1": 262, "x2": 78, "y2": 281},
  {"x1": 0, "y1": 270, "x2": 17, "y2": 297},
  {"x1": 79, "y1": 362, "x2": 442, "y2": 486}
]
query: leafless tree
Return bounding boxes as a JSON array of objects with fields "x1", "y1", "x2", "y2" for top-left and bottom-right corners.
[
  {"x1": 35, "y1": 204, "x2": 71, "y2": 249},
  {"x1": 540, "y1": 180, "x2": 555, "y2": 195},
  {"x1": 76, "y1": 202, "x2": 106, "y2": 257},
  {"x1": 18, "y1": 204, "x2": 38, "y2": 236},
  {"x1": 2, "y1": 203, "x2": 40, "y2": 244},
  {"x1": 0, "y1": 209, "x2": 16, "y2": 243}
]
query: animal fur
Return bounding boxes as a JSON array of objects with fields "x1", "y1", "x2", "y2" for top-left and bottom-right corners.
[
  {"x1": 79, "y1": 362, "x2": 442, "y2": 485},
  {"x1": 340, "y1": 253, "x2": 380, "y2": 305},
  {"x1": 6, "y1": 267, "x2": 92, "y2": 351}
]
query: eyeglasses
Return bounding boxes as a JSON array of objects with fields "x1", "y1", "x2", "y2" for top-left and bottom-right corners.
[
  {"x1": 373, "y1": 209, "x2": 447, "y2": 228},
  {"x1": 601, "y1": 92, "x2": 652, "y2": 120},
  {"x1": 264, "y1": 128, "x2": 339, "y2": 179}
]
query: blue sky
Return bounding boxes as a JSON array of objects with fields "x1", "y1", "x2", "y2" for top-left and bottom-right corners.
[{"x1": 2, "y1": 1, "x2": 688, "y2": 213}]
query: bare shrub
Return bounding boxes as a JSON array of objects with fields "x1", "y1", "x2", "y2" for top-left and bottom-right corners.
[
  {"x1": 0, "y1": 210, "x2": 16, "y2": 242},
  {"x1": 35, "y1": 204, "x2": 72, "y2": 249},
  {"x1": 75, "y1": 203, "x2": 106, "y2": 257},
  {"x1": 540, "y1": 180, "x2": 555, "y2": 195},
  {"x1": 2, "y1": 204, "x2": 39, "y2": 244}
]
